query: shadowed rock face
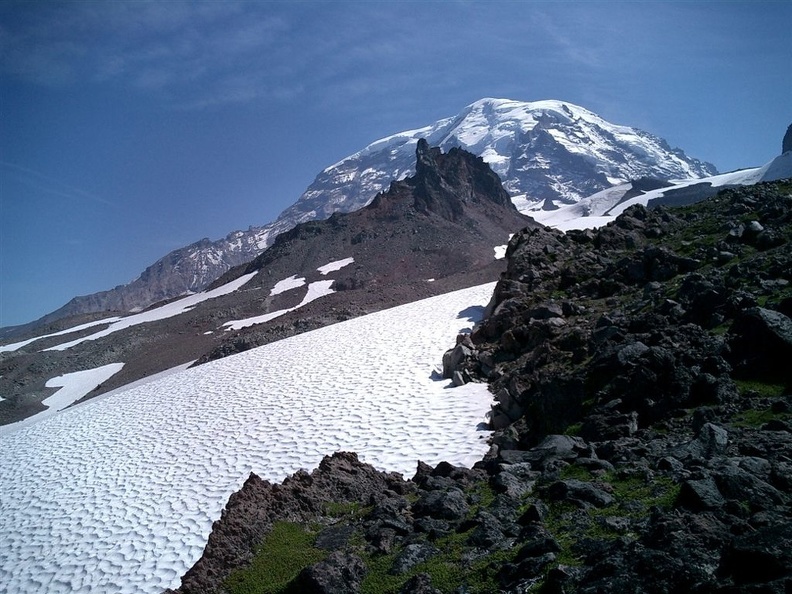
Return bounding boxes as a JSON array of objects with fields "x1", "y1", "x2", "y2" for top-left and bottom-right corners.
[
  {"x1": 783, "y1": 123, "x2": 792, "y2": 154},
  {"x1": 409, "y1": 138, "x2": 514, "y2": 221},
  {"x1": 170, "y1": 179, "x2": 792, "y2": 594}
]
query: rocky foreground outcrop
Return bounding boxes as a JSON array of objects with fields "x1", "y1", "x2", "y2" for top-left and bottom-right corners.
[{"x1": 168, "y1": 180, "x2": 792, "y2": 594}]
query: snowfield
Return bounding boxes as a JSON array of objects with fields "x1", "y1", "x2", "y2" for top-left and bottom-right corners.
[
  {"x1": 317, "y1": 256, "x2": 355, "y2": 275},
  {"x1": 0, "y1": 283, "x2": 496, "y2": 594},
  {"x1": 0, "y1": 316, "x2": 122, "y2": 353}
]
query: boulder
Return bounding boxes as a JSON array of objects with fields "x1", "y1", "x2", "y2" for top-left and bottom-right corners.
[
  {"x1": 678, "y1": 477, "x2": 725, "y2": 511},
  {"x1": 442, "y1": 343, "x2": 472, "y2": 379},
  {"x1": 467, "y1": 511, "x2": 508, "y2": 549},
  {"x1": 294, "y1": 551, "x2": 367, "y2": 594},
  {"x1": 389, "y1": 543, "x2": 439, "y2": 575},
  {"x1": 398, "y1": 573, "x2": 442, "y2": 594},
  {"x1": 546, "y1": 479, "x2": 614, "y2": 508},
  {"x1": 713, "y1": 463, "x2": 786, "y2": 510},
  {"x1": 719, "y1": 522, "x2": 792, "y2": 585},
  {"x1": 729, "y1": 307, "x2": 792, "y2": 379},
  {"x1": 412, "y1": 489, "x2": 469, "y2": 520}
]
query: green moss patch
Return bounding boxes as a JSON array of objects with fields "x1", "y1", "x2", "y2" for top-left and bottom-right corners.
[{"x1": 224, "y1": 521, "x2": 327, "y2": 594}]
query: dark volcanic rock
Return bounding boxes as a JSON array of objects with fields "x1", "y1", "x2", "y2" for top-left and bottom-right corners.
[
  {"x1": 783, "y1": 123, "x2": 792, "y2": 154},
  {"x1": 729, "y1": 307, "x2": 792, "y2": 381},
  {"x1": 294, "y1": 551, "x2": 367, "y2": 594},
  {"x1": 389, "y1": 543, "x2": 439, "y2": 575},
  {"x1": 412, "y1": 488, "x2": 470, "y2": 520},
  {"x1": 719, "y1": 522, "x2": 792, "y2": 585},
  {"x1": 167, "y1": 452, "x2": 407, "y2": 594}
]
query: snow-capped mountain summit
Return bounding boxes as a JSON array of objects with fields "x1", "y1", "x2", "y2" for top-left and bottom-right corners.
[
  {"x1": 20, "y1": 98, "x2": 717, "y2": 329},
  {"x1": 283, "y1": 98, "x2": 717, "y2": 220}
]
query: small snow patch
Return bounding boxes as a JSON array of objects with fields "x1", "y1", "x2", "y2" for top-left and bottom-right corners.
[
  {"x1": 0, "y1": 362, "x2": 124, "y2": 435},
  {"x1": 317, "y1": 257, "x2": 354, "y2": 275},
  {"x1": 270, "y1": 275, "x2": 306, "y2": 296},
  {"x1": 224, "y1": 280, "x2": 336, "y2": 331}
]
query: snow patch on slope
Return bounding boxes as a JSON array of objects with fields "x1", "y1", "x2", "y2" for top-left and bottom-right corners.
[
  {"x1": 317, "y1": 256, "x2": 355, "y2": 275},
  {"x1": 224, "y1": 280, "x2": 335, "y2": 331},
  {"x1": 44, "y1": 272, "x2": 258, "y2": 351},
  {"x1": 224, "y1": 258, "x2": 356, "y2": 330},
  {"x1": 0, "y1": 363, "x2": 124, "y2": 435},
  {"x1": 0, "y1": 317, "x2": 122, "y2": 353},
  {"x1": 270, "y1": 275, "x2": 306, "y2": 296}
]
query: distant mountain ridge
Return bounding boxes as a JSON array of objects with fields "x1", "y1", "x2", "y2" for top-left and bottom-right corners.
[
  {"x1": 16, "y1": 98, "x2": 718, "y2": 330},
  {"x1": 0, "y1": 141, "x2": 532, "y2": 426}
]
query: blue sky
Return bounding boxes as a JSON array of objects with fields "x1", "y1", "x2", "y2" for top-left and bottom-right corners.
[{"x1": 1, "y1": 1, "x2": 790, "y2": 327}]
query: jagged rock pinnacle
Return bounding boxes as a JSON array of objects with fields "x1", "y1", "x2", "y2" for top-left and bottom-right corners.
[{"x1": 410, "y1": 138, "x2": 515, "y2": 222}]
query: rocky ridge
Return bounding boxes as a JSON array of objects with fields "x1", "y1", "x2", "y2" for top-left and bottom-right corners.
[
  {"x1": 169, "y1": 179, "x2": 792, "y2": 594},
  {"x1": 195, "y1": 138, "x2": 533, "y2": 362},
  {"x1": 0, "y1": 142, "x2": 530, "y2": 425},
  {"x1": 28, "y1": 230, "x2": 273, "y2": 330}
]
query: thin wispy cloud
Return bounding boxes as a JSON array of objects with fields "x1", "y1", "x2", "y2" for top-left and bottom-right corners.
[
  {"x1": 0, "y1": 2, "x2": 289, "y2": 108},
  {"x1": 0, "y1": 161, "x2": 115, "y2": 208}
]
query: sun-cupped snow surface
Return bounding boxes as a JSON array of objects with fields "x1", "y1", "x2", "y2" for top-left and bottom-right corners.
[
  {"x1": 317, "y1": 256, "x2": 355, "y2": 275},
  {"x1": 43, "y1": 272, "x2": 258, "y2": 351},
  {"x1": 0, "y1": 282, "x2": 496, "y2": 594},
  {"x1": 0, "y1": 363, "x2": 124, "y2": 436},
  {"x1": 0, "y1": 316, "x2": 122, "y2": 353}
]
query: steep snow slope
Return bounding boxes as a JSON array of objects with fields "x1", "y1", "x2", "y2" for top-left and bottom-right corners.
[{"x1": 0, "y1": 283, "x2": 496, "y2": 594}]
